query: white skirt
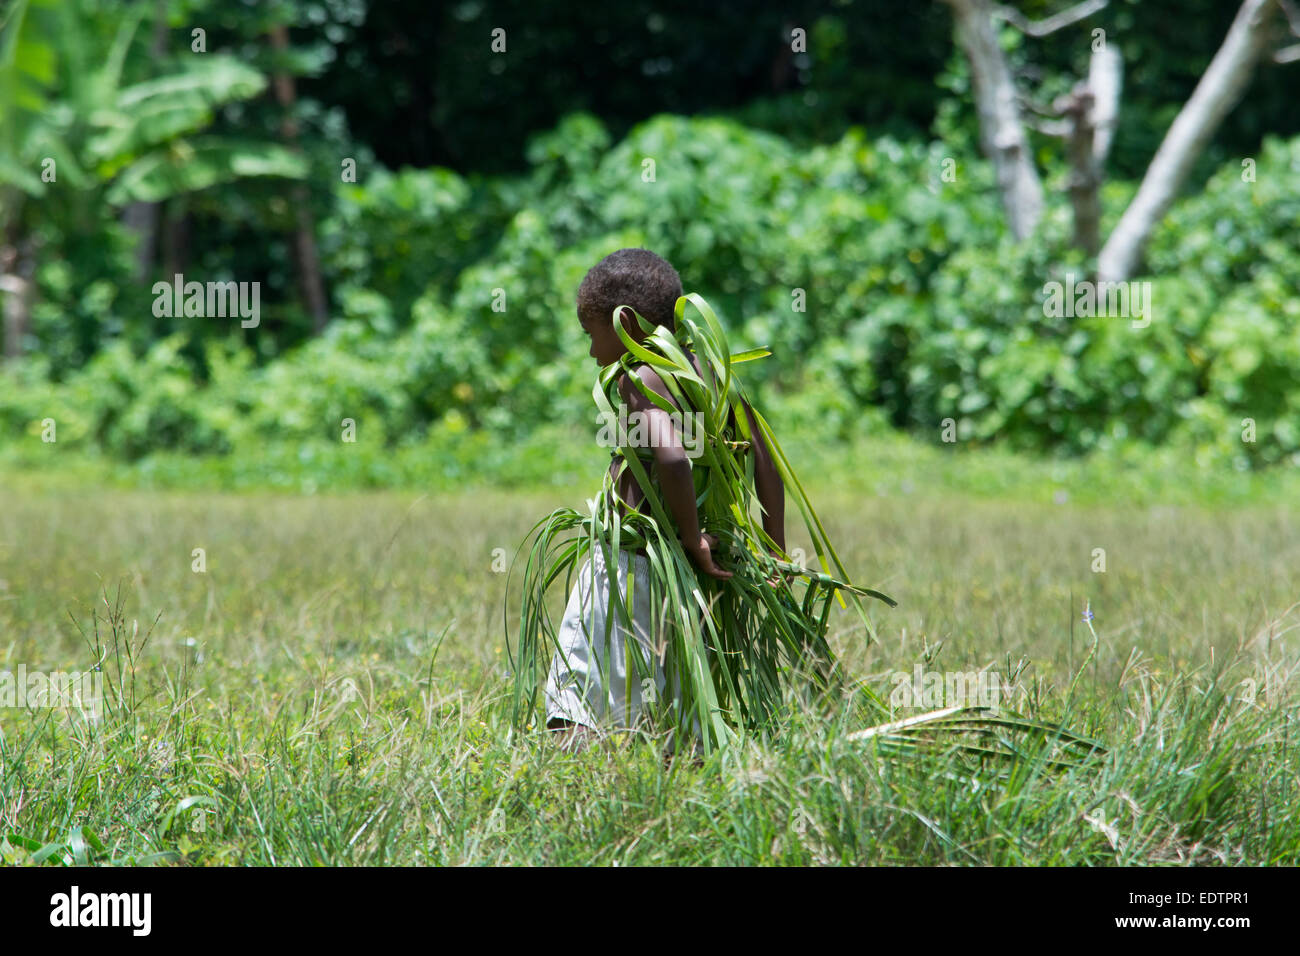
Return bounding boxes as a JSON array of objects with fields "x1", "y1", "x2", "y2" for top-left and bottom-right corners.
[{"x1": 544, "y1": 546, "x2": 668, "y2": 730}]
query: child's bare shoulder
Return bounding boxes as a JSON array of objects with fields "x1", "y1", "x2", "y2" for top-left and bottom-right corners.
[{"x1": 616, "y1": 362, "x2": 676, "y2": 409}]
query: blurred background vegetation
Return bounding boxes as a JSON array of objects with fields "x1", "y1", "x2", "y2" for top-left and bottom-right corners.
[{"x1": 2, "y1": 0, "x2": 1298, "y2": 487}]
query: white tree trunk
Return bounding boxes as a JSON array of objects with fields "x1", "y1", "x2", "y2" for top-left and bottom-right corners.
[
  {"x1": 941, "y1": 0, "x2": 1044, "y2": 239},
  {"x1": 1089, "y1": 45, "x2": 1122, "y2": 166},
  {"x1": 1097, "y1": 0, "x2": 1280, "y2": 281}
]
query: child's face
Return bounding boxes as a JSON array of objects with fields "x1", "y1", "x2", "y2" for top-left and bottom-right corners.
[{"x1": 579, "y1": 309, "x2": 631, "y2": 367}]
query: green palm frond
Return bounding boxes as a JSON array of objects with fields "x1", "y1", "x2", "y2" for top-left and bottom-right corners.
[{"x1": 848, "y1": 705, "x2": 1107, "y2": 772}]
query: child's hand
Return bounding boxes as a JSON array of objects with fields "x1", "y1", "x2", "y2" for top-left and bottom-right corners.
[
  {"x1": 764, "y1": 549, "x2": 797, "y2": 588},
  {"x1": 685, "y1": 532, "x2": 733, "y2": 580}
]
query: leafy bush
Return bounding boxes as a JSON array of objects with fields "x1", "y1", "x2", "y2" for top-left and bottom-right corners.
[{"x1": 4, "y1": 116, "x2": 1298, "y2": 472}]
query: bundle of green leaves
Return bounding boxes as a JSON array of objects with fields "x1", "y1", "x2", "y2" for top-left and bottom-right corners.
[{"x1": 508, "y1": 292, "x2": 898, "y2": 755}]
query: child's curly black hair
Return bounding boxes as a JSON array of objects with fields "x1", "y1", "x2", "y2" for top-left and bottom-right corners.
[{"x1": 576, "y1": 247, "x2": 683, "y2": 332}]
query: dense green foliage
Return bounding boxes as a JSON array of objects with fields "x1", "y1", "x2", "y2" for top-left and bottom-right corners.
[
  {"x1": 3, "y1": 0, "x2": 1297, "y2": 476},
  {"x1": 312, "y1": 0, "x2": 1299, "y2": 181},
  {"x1": 6, "y1": 112, "x2": 1297, "y2": 471}
]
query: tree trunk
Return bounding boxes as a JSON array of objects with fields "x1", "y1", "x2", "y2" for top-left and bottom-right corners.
[
  {"x1": 940, "y1": 0, "x2": 1044, "y2": 239},
  {"x1": 162, "y1": 205, "x2": 191, "y2": 282},
  {"x1": 269, "y1": 23, "x2": 329, "y2": 334},
  {"x1": 1, "y1": 214, "x2": 34, "y2": 363},
  {"x1": 0, "y1": 270, "x2": 32, "y2": 362},
  {"x1": 1063, "y1": 87, "x2": 1101, "y2": 255},
  {"x1": 1097, "y1": 0, "x2": 1281, "y2": 281},
  {"x1": 121, "y1": 0, "x2": 170, "y2": 283},
  {"x1": 1062, "y1": 47, "x2": 1121, "y2": 257}
]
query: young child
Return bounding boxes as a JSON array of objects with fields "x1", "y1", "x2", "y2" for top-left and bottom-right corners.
[{"x1": 543, "y1": 247, "x2": 788, "y2": 753}]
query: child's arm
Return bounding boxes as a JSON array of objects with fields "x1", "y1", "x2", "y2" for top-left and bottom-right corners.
[
  {"x1": 617, "y1": 366, "x2": 732, "y2": 580},
  {"x1": 741, "y1": 400, "x2": 785, "y2": 554}
]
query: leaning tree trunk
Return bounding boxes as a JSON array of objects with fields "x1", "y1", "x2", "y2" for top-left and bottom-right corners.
[
  {"x1": 1097, "y1": 0, "x2": 1281, "y2": 281},
  {"x1": 269, "y1": 23, "x2": 329, "y2": 334},
  {"x1": 940, "y1": 0, "x2": 1044, "y2": 240}
]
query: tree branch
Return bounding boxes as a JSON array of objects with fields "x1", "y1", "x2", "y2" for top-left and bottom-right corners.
[
  {"x1": 1098, "y1": 0, "x2": 1283, "y2": 281},
  {"x1": 992, "y1": 0, "x2": 1108, "y2": 38},
  {"x1": 940, "y1": 0, "x2": 1044, "y2": 239}
]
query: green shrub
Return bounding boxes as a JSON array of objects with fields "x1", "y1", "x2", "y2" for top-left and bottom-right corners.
[{"x1": 5, "y1": 117, "x2": 1298, "y2": 473}]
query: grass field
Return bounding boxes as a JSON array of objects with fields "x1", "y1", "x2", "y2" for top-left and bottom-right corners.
[{"x1": 2, "y1": 437, "x2": 1298, "y2": 865}]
